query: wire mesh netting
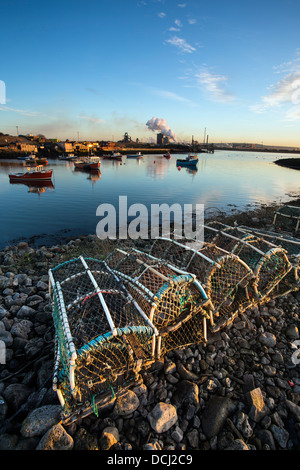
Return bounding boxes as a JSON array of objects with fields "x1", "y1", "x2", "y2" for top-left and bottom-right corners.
[
  {"x1": 236, "y1": 226, "x2": 300, "y2": 299},
  {"x1": 203, "y1": 223, "x2": 292, "y2": 303},
  {"x1": 105, "y1": 248, "x2": 211, "y2": 356},
  {"x1": 49, "y1": 256, "x2": 156, "y2": 418},
  {"x1": 273, "y1": 205, "x2": 300, "y2": 233},
  {"x1": 148, "y1": 237, "x2": 253, "y2": 331}
]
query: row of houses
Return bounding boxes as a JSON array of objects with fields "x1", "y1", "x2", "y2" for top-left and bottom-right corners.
[
  {"x1": 0, "y1": 140, "x2": 104, "y2": 154},
  {"x1": 56, "y1": 141, "x2": 101, "y2": 153}
]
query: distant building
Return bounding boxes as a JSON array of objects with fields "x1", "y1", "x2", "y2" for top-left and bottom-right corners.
[
  {"x1": 16, "y1": 142, "x2": 38, "y2": 153},
  {"x1": 101, "y1": 142, "x2": 116, "y2": 150},
  {"x1": 57, "y1": 142, "x2": 74, "y2": 153},
  {"x1": 123, "y1": 132, "x2": 131, "y2": 143},
  {"x1": 157, "y1": 133, "x2": 164, "y2": 145},
  {"x1": 73, "y1": 141, "x2": 90, "y2": 152}
]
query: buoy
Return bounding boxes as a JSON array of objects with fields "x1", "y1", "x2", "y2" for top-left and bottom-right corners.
[
  {"x1": 178, "y1": 166, "x2": 181, "y2": 171},
  {"x1": 154, "y1": 161, "x2": 156, "y2": 163}
]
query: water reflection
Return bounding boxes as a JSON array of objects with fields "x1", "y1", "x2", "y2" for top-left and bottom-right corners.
[
  {"x1": 9, "y1": 179, "x2": 55, "y2": 196},
  {"x1": 73, "y1": 167, "x2": 101, "y2": 186}
]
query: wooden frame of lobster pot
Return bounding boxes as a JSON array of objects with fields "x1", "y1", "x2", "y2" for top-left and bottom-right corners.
[{"x1": 49, "y1": 256, "x2": 157, "y2": 422}]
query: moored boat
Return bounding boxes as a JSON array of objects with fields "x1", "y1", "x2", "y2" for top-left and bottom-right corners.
[
  {"x1": 176, "y1": 154, "x2": 198, "y2": 167},
  {"x1": 102, "y1": 152, "x2": 123, "y2": 161},
  {"x1": 9, "y1": 165, "x2": 53, "y2": 181},
  {"x1": 25, "y1": 157, "x2": 48, "y2": 165},
  {"x1": 17, "y1": 154, "x2": 36, "y2": 162},
  {"x1": 59, "y1": 153, "x2": 76, "y2": 161},
  {"x1": 73, "y1": 156, "x2": 101, "y2": 170},
  {"x1": 163, "y1": 153, "x2": 171, "y2": 159},
  {"x1": 126, "y1": 152, "x2": 143, "y2": 159}
]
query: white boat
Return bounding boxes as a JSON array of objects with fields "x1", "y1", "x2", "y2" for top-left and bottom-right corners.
[
  {"x1": 74, "y1": 155, "x2": 101, "y2": 170},
  {"x1": 126, "y1": 152, "x2": 143, "y2": 159}
]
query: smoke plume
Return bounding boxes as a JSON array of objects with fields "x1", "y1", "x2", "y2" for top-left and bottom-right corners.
[{"x1": 146, "y1": 117, "x2": 176, "y2": 141}]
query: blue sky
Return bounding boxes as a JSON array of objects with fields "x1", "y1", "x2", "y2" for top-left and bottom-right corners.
[{"x1": 1, "y1": 0, "x2": 300, "y2": 146}]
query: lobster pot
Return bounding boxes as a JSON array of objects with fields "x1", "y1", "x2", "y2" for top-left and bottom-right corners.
[
  {"x1": 237, "y1": 227, "x2": 300, "y2": 299},
  {"x1": 105, "y1": 248, "x2": 210, "y2": 357},
  {"x1": 205, "y1": 222, "x2": 254, "y2": 251},
  {"x1": 149, "y1": 237, "x2": 195, "y2": 268},
  {"x1": 273, "y1": 205, "x2": 300, "y2": 233},
  {"x1": 149, "y1": 237, "x2": 253, "y2": 330},
  {"x1": 49, "y1": 256, "x2": 156, "y2": 419},
  {"x1": 267, "y1": 252, "x2": 299, "y2": 299},
  {"x1": 203, "y1": 225, "x2": 292, "y2": 302},
  {"x1": 159, "y1": 310, "x2": 207, "y2": 356}
]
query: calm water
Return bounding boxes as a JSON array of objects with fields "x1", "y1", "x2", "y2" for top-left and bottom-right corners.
[{"x1": 0, "y1": 151, "x2": 299, "y2": 249}]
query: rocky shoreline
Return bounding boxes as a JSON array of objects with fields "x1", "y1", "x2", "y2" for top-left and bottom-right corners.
[{"x1": 0, "y1": 202, "x2": 300, "y2": 451}]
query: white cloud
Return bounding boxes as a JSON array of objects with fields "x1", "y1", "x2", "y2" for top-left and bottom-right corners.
[
  {"x1": 273, "y1": 50, "x2": 300, "y2": 74},
  {"x1": 174, "y1": 19, "x2": 183, "y2": 27},
  {"x1": 178, "y1": 3, "x2": 186, "y2": 7},
  {"x1": 78, "y1": 115, "x2": 105, "y2": 123},
  {"x1": 0, "y1": 105, "x2": 40, "y2": 117},
  {"x1": 251, "y1": 52, "x2": 300, "y2": 121},
  {"x1": 251, "y1": 71, "x2": 300, "y2": 120},
  {"x1": 283, "y1": 106, "x2": 300, "y2": 121},
  {"x1": 165, "y1": 35, "x2": 196, "y2": 53},
  {"x1": 263, "y1": 73, "x2": 300, "y2": 107},
  {"x1": 188, "y1": 18, "x2": 197, "y2": 24},
  {"x1": 150, "y1": 87, "x2": 195, "y2": 105},
  {"x1": 195, "y1": 69, "x2": 234, "y2": 103},
  {"x1": 158, "y1": 12, "x2": 166, "y2": 18}
]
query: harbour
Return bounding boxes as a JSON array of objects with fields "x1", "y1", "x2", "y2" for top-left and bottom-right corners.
[{"x1": 0, "y1": 150, "x2": 299, "y2": 249}]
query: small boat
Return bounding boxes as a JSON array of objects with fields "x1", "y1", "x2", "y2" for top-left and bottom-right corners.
[
  {"x1": 102, "y1": 152, "x2": 123, "y2": 161},
  {"x1": 74, "y1": 156, "x2": 101, "y2": 170},
  {"x1": 126, "y1": 152, "x2": 143, "y2": 159},
  {"x1": 163, "y1": 153, "x2": 171, "y2": 159},
  {"x1": 9, "y1": 165, "x2": 53, "y2": 181},
  {"x1": 59, "y1": 153, "x2": 76, "y2": 161},
  {"x1": 17, "y1": 154, "x2": 36, "y2": 162},
  {"x1": 25, "y1": 157, "x2": 48, "y2": 165},
  {"x1": 176, "y1": 154, "x2": 198, "y2": 167}
]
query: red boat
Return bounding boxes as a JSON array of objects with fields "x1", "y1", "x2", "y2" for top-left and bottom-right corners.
[
  {"x1": 9, "y1": 165, "x2": 53, "y2": 181},
  {"x1": 74, "y1": 156, "x2": 101, "y2": 170}
]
